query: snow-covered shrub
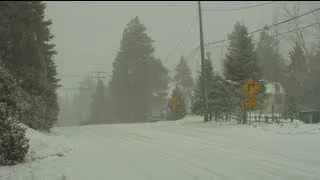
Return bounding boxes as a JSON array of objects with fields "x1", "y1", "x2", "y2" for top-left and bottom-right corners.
[
  {"x1": 22, "y1": 94, "x2": 57, "y2": 131},
  {"x1": 0, "y1": 65, "x2": 30, "y2": 165}
]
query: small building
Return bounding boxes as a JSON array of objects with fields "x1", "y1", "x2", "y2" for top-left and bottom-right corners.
[
  {"x1": 299, "y1": 110, "x2": 320, "y2": 124},
  {"x1": 263, "y1": 82, "x2": 286, "y2": 115},
  {"x1": 149, "y1": 90, "x2": 169, "y2": 121}
]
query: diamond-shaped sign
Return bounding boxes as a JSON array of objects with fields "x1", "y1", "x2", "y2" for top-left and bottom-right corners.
[
  {"x1": 243, "y1": 79, "x2": 260, "y2": 95},
  {"x1": 169, "y1": 97, "x2": 178, "y2": 107}
]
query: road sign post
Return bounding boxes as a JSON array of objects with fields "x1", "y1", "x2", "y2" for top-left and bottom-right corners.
[{"x1": 169, "y1": 96, "x2": 178, "y2": 114}]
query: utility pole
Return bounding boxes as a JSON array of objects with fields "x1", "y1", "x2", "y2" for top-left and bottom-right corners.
[
  {"x1": 198, "y1": 1, "x2": 209, "y2": 122},
  {"x1": 89, "y1": 71, "x2": 107, "y2": 84},
  {"x1": 272, "y1": 8, "x2": 280, "y2": 123},
  {"x1": 220, "y1": 48, "x2": 224, "y2": 76},
  {"x1": 89, "y1": 71, "x2": 107, "y2": 123}
]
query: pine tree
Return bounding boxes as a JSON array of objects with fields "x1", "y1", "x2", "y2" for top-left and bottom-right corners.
[
  {"x1": 167, "y1": 85, "x2": 187, "y2": 120},
  {"x1": 109, "y1": 16, "x2": 168, "y2": 123},
  {"x1": 173, "y1": 56, "x2": 194, "y2": 113},
  {"x1": 0, "y1": 64, "x2": 30, "y2": 165},
  {"x1": 224, "y1": 22, "x2": 261, "y2": 83},
  {"x1": 288, "y1": 41, "x2": 308, "y2": 82},
  {"x1": 72, "y1": 77, "x2": 96, "y2": 125},
  {"x1": 0, "y1": 2, "x2": 59, "y2": 130},
  {"x1": 192, "y1": 55, "x2": 214, "y2": 118},
  {"x1": 191, "y1": 54, "x2": 213, "y2": 120},
  {"x1": 89, "y1": 80, "x2": 109, "y2": 124},
  {"x1": 223, "y1": 22, "x2": 264, "y2": 124},
  {"x1": 282, "y1": 42, "x2": 309, "y2": 110},
  {"x1": 192, "y1": 53, "x2": 234, "y2": 121},
  {"x1": 308, "y1": 46, "x2": 320, "y2": 109},
  {"x1": 174, "y1": 56, "x2": 194, "y2": 88},
  {"x1": 283, "y1": 95, "x2": 300, "y2": 122},
  {"x1": 256, "y1": 26, "x2": 285, "y2": 83}
]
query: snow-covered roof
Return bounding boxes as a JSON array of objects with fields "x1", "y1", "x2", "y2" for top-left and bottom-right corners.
[
  {"x1": 167, "y1": 81, "x2": 175, "y2": 99},
  {"x1": 265, "y1": 82, "x2": 286, "y2": 94}
]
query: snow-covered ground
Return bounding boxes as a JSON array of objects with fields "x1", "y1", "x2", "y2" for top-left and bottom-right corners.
[{"x1": 1, "y1": 116, "x2": 320, "y2": 180}]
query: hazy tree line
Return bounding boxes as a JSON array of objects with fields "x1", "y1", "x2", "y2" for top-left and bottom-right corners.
[{"x1": 66, "y1": 9, "x2": 320, "y2": 126}]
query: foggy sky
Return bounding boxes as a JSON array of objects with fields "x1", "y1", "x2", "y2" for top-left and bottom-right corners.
[{"x1": 44, "y1": 1, "x2": 317, "y2": 96}]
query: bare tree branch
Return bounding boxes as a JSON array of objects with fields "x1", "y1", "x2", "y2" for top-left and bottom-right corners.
[{"x1": 280, "y1": 1, "x2": 311, "y2": 68}]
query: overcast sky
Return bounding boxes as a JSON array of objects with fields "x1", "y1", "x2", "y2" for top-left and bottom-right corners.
[{"x1": 44, "y1": 1, "x2": 318, "y2": 96}]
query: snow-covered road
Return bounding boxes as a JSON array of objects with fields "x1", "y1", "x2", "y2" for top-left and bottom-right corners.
[{"x1": 1, "y1": 117, "x2": 320, "y2": 180}]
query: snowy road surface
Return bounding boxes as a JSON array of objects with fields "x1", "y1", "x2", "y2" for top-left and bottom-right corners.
[{"x1": 1, "y1": 117, "x2": 320, "y2": 180}]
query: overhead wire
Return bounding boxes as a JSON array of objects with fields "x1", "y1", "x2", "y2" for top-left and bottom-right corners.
[
  {"x1": 206, "y1": 22, "x2": 319, "y2": 50},
  {"x1": 184, "y1": 7, "x2": 320, "y2": 62},
  {"x1": 202, "y1": 1, "x2": 276, "y2": 12},
  {"x1": 163, "y1": 16, "x2": 198, "y2": 63},
  {"x1": 205, "y1": 7, "x2": 320, "y2": 47}
]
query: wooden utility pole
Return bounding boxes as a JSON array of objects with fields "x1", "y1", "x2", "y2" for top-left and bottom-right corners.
[
  {"x1": 272, "y1": 8, "x2": 280, "y2": 123},
  {"x1": 220, "y1": 48, "x2": 224, "y2": 76},
  {"x1": 89, "y1": 71, "x2": 107, "y2": 123},
  {"x1": 89, "y1": 71, "x2": 107, "y2": 84},
  {"x1": 198, "y1": 1, "x2": 209, "y2": 122}
]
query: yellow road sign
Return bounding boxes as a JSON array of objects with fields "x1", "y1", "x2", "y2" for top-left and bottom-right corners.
[
  {"x1": 244, "y1": 94, "x2": 257, "y2": 108},
  {"x1": 169, "y1": 97, "x2": 178, "y2": 107},
  {"x1": 243, "y1": 79, "x2": 260, "y2": 94}
]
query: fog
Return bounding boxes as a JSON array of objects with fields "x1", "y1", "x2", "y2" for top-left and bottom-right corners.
[
  {"x1": 48, "y1": 1, "x2": 319, "y2": 126},
  {"x1": 3, "y1": 2, "x2": 320, "y2": 178}
]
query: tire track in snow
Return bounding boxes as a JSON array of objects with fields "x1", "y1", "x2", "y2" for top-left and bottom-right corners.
[
  {"x1": 100, "y1": 128, "x2": 233, "y2": 180},
  {"x1": 152, "y1": 124, "x2": 317, "y2": 166},
  {"x1": 100, "y1": 128, "x2": 209, "y2": 179},
  {"x1": 64, "y1": 124, "x2": 320, "y2": 179},
  {"x1": 126, "y1": 124, "x2": 320, "y2": 179}
]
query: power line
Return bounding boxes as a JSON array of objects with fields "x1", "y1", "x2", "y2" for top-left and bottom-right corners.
[
  {"x1": 202, "y1": 1, "x2": 276, "y2": 12},
  {"x1": 163, "y1": 17, "x2": 198, "y2": 62},
  {"x1": 184, "y1": 7, "x2": 320, "y2": 61},
  {"x1": 206, "y1": 22, "x2": 319, "y2": 49},
  {"x1": 185, "y1": 46, "x2": 201, "y2": 62},
  {"x1": 205, "y1": 7, "x2": 320, "y2": 47}
]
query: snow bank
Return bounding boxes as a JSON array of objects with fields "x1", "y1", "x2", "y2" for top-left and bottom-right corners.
[
  {"x1": 254, "y1": 120, "x2": 320, "y2": 135},
  {"x1": 161, "y1": 115, "x2": 320, "y2": 136},
  {"x1": 22, "y1": 125, "x2": 74, "y2": 162},
  {"x1": 0, "y1": 124, "x2": 74, "y2": 180}
]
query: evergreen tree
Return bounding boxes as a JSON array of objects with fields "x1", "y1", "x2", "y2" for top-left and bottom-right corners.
[
  {"x1": 72, "y1": 77, "x2": 96, "y2": 125},
  {"x1": 191, "y1": 55, "x2": 214, "y2": 118},
  {"x1": 0, "y1": 2, "x2": 60, "y2": 130},
  {"x1": 256, "y1": 26, "x2": 286, "y2": 82},
  {"x1": 0, "y1": 64, "x2": 30, "y2": 165},
  {"x1": 167, "y1": 85, "x2": 187, "y2": 120},
  {"x1": 192, "y1": 53, "x2": 234, "y2": 121},
  {"x1": 308, "y1": 47, "x2": 320, "y2": 109},
  {"x1": 223, "y1": 22, "x2": 264, "y2": 124},
  {"x1": 174, "y1": 56, "x2": 194, "y2": 88},
  {"x1": 109, "y1": 16, "x2": 168, "y2": 123},
  {"x1": 283, "y1": 95, "x2": 300, "y2": 122},
  {"x1": 224, "y1": 22, "x2": 261, "y2": 83},
  {"x1": 282, "y1": 42, "x2": 309, "y2": 110},
  {"x1": 89, "y1": 80, "x2": 109, "y2": 125},
  {"x1": 173, "y1": 56, "x2": 194, "y2": 113},
  {"x1": 288, "y1": 41, "x2": 308, "y2": 82}
]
